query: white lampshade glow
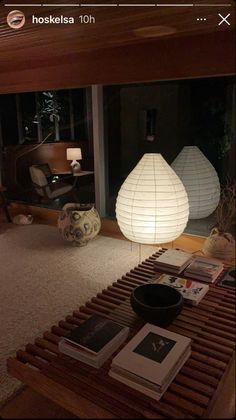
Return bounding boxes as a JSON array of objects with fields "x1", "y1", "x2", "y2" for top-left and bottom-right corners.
[
  {"x1": 116, "y1": 153, "x2": 189, "y2": 244},
  {"x1": 171, "y1": 146, "x2": 220, "y2": 220},
  {"x1": 66, "y1": 148, "x2": 82, "y2": 161}
]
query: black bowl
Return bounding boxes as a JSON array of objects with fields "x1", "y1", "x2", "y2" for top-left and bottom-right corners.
[{"x1": 130, "y1": 283, "x2": 183, "y2": 327}]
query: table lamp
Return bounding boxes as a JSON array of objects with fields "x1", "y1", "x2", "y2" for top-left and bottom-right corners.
[{"x1": 66, "y1": 148, "x2": 82, "y2": 174}]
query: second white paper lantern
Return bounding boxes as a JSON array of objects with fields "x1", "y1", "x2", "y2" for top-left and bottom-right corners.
[
  {"x1": 116, "y1": 153, "x2": 189, "y2": 244},
  {"x1": 171, "y1": 146, "x2": 220, "y2": 219}
]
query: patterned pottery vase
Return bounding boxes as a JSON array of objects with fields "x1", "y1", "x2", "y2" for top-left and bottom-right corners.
[
  {"x1": 202, "y1": 228, "x2": 235, "y2": 263},
  {"x1": 58, "y1": 203, "x2": 101, "y2": 246}
]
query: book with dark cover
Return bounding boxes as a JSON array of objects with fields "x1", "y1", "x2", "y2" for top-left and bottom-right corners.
[
  {"x1": 217, "y1": 267, "x2": 236, "y2": 290},
  {"x1": 66, "y1": 315, "x2": 125, "y2": 354},
  {"x1": 59, "y1": 315, "x2": 129, "y2": 368}
]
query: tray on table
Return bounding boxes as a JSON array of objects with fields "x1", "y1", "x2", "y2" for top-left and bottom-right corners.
[{"x1": 7, "y1": 248, "x2": 236, "y2": 418}]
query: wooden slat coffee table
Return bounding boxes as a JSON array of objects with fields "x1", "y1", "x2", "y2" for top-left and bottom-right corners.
[{"x1": 7, "y1": 248, "x2": 235, "y2": 418}]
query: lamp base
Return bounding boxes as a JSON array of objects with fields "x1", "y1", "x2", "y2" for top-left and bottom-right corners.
[{"x1": 71, "y1": 160, "x2": 81, "y2": 174}]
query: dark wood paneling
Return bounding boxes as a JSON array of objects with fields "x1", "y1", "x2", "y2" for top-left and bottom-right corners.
[
  {"x1": 0, "y1": 2, "x2": 234, "y2": 68},
  {"x1": 0, "y1": 31, "x2": 235, "y2": 94}
]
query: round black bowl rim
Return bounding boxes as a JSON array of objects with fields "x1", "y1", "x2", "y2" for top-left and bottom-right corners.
[{"x1": 131, "y1": 283, "x2": 183, "y2": 310}]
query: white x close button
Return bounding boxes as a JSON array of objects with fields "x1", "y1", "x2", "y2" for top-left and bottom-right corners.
[{"x1": 218, "y1": 13, "x2": 231, "y2": 26}]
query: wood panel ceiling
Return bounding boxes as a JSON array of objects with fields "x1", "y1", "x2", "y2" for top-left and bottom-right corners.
[{"x1": 0, "y1": 0, "x2": 235, "y2": 72}]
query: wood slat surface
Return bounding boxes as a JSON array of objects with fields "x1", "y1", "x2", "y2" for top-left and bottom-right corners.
[{"x1": 7, "y1": 247, "x2": 235, "y2": 419}]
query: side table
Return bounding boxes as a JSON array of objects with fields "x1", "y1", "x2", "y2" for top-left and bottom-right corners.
[
  {"x1": 0, "y1": 186, "x2": 11, "y2": 222},
  {"x1": 52, "y1": 170, "x2": 94, "y2": 188},
  {"x1": 72, "y1": 171, "x2": 94, "y2": 187}
]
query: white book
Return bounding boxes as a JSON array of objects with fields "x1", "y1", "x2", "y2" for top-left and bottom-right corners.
[
  {"x1": 154, "y1": 250, "x2": 193, "y2": 273},
  {"x1": 180, "y1": 272, "x2": 217, "y2": 284},
  {"x1": 111, "y1": 323, "x2": 191, "y2": 388},
  {"x1": 109, "y1": 368, "x2": 164, "y2": 400},
  {"x1": 155, "y1": 274, "x2": 209, "y2": 305},
  {"x1": 109, "y1": 348, "x2": 191, "y2": 401},
  {"x1": 154, "y1": 267, "x2": 187, "y2": 275}
]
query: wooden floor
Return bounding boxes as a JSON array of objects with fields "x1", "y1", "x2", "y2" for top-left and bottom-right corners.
[{"x1": 0, "y1": 209, "x2": 235, "y2": 419}]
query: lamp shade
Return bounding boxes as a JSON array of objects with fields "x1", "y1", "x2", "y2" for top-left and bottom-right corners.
[
  {"x1": 171, "y1": 146, "x2": 220, "y2": 219},
  {"x1": 66, "y1": 148, "x2": 82, "y2": 161},
  {"x1": 116, "y1": 153, "x2": 189, "y2": 244}
]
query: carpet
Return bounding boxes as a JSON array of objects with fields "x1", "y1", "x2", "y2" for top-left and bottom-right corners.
[{"x1": 0, "y1": 223, "x2": 157, "y2": 407}]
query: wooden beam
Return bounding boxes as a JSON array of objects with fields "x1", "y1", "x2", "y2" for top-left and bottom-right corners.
[{"x1": 0, "y1": 31, "x2": 235, "y2": 94}]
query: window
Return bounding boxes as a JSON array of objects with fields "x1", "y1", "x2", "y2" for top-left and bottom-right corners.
[
  {"x1": 0, "y1": 94, "x2": 19, "y2": 146},
  {"x1": 0, "y1": 88, "x2": 88, "y2": 146},
  {"x1": 104, "y1": 76, "x2": 235, "y2": 237},
  {"x1": 20, "y1": 92, "x2": 37, "y2": 143}
]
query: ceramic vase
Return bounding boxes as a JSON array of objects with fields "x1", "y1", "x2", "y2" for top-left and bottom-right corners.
[
  {"x1": 58, "y1": 203, "x2": 101, "y2": 246},
  {"x1": 203, "y1": 228, "x2": 235, "y2": 262}
]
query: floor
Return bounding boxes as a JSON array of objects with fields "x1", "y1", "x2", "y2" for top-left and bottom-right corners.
[{"x1": 0, "y1": 219, "x2": 76, "y2": 419}]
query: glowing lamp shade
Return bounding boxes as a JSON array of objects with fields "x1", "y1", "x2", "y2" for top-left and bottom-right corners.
[
  {"x1": 116, "y1": 153, "x2": 189, "y2": 244},
  {"x1": 171, "y1": 146, "x2": 220, "y2": 220},
  {"x1": 66, "y1": 148, "x2": 82, "y2": 161}
]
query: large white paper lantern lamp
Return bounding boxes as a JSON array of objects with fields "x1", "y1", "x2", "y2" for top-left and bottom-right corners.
[
  {"x1": 171, "y1": 146, "x2": 220, "y2": 219},
  {"x1": 116, "y1": 153, "x2": 189, "y2": 244}
]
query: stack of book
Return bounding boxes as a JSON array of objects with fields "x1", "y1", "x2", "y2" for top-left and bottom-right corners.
[
  {"x1": 59, "y1": 315, "x2": 129, "y2": 368},
  {"x1": 154, "y1": 249, "x2": 193, "y2": 275},
  {"x1": 184, "y1": 256, "x2": 224, "y2": 283},
  {"x1": 109, "y1": 323, "x2": 191, "y2": 401},
  {"x1": 155, "y1": 274, "x2": 209, "y2": 305},
  {"x1": 217, "y1": 266, "x2": 236, "y2": 290}
]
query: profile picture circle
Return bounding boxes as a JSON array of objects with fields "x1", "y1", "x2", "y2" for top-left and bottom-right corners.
[{"x1": 7, "y1": 10, "x2": 25, "y2": 29}]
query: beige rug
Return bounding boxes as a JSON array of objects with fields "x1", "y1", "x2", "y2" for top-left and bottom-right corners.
[{"x1": 0, "y1": 223, "x2": 157, "y2": 407}]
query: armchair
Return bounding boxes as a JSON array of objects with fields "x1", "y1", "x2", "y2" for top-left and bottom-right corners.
[{"x1": 29, "y1": 164, "x2": 74, "y2": 201}]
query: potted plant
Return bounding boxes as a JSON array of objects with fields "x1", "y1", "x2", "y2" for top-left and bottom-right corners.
[{"x1": 202, "y1": 179, "x2": 235, "y2": 262}]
